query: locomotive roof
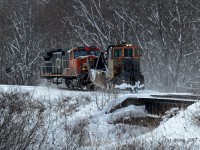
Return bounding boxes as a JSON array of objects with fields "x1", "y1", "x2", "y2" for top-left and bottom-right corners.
[
  {"x1": 67, "y1": 46, "x2": 99, "y2": 53},
  {"x1": 46, "y1": 48, "x2": 68, "y2": 56},
  {"x1": 67, "y1": 47, "x2": 76, "y2": 53},
  {"x1": 47, "y1": 49, "x2": 66, "y2": 55},
  {"x1": 107, "y1": 44, "x2": 140, "y2": 48}
]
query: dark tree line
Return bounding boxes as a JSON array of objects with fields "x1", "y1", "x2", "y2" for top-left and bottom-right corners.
[{"x1": 0, "y1": 0, "x2": 199, "y2": 91}]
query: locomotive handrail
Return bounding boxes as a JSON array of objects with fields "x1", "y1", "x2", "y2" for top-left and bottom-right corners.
[{"x1": 40, "y1": 66, "x2": 63, "y2": 75}]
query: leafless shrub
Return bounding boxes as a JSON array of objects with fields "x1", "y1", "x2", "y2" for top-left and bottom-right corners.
[
  {"x1": 40, "y1": 93, "x2": 91, "y2": 149},
  {"x1": 94, "y1": 90, "x2": 119, "y2": 110},
  {"x1": 117, "y1": 139, "x2": 196, "y2": 150},
  {"x1": 0, "y1": 90, "x2": 47, "y2": 150},
  {"x1": 64, "y1": 119, "x2": 88, "y2": 149},
  {"x1": 56, "y1": 94, "x2": 93, "y2": 117}
]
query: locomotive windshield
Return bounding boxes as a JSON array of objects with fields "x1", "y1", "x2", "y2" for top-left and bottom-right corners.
[
  {"x1": 74, "y1": 50, "x2": 87, "y2": 58},
  {"x1": 114, "y1": 49, "x2": 122, "y2": 57},
  {"x1": 74, "y1": 50, "x2": 100, "y2": 58},
  {"x1": 124, "y1": 48, "x2": 133, "y2": 57},
  {"x1": 88, "y1": 50, "x2": 100, "y2": 56}
]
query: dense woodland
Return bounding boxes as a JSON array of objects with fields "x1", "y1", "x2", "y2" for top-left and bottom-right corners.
[{"x1": 0, "y1": 0, "x2": 199, "y2": 92}]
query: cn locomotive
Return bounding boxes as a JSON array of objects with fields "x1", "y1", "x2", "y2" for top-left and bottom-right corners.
[
  {"x1": 40, "y1": 43, "x2": 144, "y2": 92},
  {"x1": 40, "y1": 46, "x2": 100, "y2": 90}
]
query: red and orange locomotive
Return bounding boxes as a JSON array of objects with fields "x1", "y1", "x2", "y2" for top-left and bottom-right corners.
[{"x1": 40, "y1": 46, "x2": 100, "y2": 90}]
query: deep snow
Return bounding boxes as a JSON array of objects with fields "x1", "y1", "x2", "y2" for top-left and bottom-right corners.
[{"x1": 0, "y1": 84, "x2": 200, "y2": 149}]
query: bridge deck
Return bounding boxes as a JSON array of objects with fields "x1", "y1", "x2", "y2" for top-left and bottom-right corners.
[{"x1": 109, "y1": 94, "x2": 199, "y2": 116}]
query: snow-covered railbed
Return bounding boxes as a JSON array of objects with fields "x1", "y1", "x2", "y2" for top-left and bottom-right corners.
[{"x1": 0, "y1": 84, "x2": 200, "y2": 149}]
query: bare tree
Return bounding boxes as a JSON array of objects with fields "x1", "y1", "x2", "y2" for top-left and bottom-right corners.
[
  {"x1": 0, "y1": 90, "x2": 47, "y2": 150},
  {"x1": 4, "y1": 0, "x2": 42, "y2": 85},
  {"x1": 140, "y1": 0, "x2": 200, "y2": 91},
  {"x1": 64, "y1": 0, "x2": 115, "y2": 49}
]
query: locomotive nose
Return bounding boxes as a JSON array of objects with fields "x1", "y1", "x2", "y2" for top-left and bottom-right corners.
[{"x1": 82, "y1": 65, "x2": 87, "y2": 71}]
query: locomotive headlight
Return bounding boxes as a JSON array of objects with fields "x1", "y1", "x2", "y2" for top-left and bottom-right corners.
[
  {"x1": 97, "y1": 71, "x2": 101, "y2": 74},
  {"x1": 82, "y1": 65, "x2": 87, "y2": 70}
]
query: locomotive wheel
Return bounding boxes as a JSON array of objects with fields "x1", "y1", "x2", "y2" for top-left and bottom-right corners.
[
  {"x1": 87, "y1": 84, "x2": 94, "y2": 91},
  {"x1": 65, "y1": 79, "x2": 70, "y2": 88},
  {"x1": 65, "y1": 78, "x2": 79, "y2": 90},
  {"x1": 79, "y1": 84, "x2": 94, "y2": 91},
  {"x1": 79, "y1": 84, "x2": 87, "y2": 91}
]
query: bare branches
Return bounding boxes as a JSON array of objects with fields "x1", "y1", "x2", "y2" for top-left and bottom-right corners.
[
  {"x1": 0, "y1": 90, "x2": 46, "y2": 150},
  {"x1": 0, "y1": 0, "x2": 199, "y2": 91},
  {"x1": 3, "y1": 0, "x2": 42, "y2": 85}
]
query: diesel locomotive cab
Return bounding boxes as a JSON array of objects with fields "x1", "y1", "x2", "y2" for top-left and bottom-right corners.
[
  {"x1": 40, "y1": 46, "x2": 101, "y2": 90},
  {"x1": 107, "y1": 44, "x2": 144, "y2": 92},
  {"x1": 88, "y1": 43, "x2": 144, "y2": 92}
]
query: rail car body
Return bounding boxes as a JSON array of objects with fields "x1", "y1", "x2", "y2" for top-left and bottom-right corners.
[{"x1": 40, "y1": 46, "x2": 100, "y2": 90}]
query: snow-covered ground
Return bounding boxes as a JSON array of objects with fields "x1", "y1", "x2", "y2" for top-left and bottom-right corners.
[{"x1": 0, "y1": 84, "x2": 200, "y2": 149}]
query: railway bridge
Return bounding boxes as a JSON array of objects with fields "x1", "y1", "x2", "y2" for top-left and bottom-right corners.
[{"x1": 109, "y1": 94, "x2": 200, "y2": 116}]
